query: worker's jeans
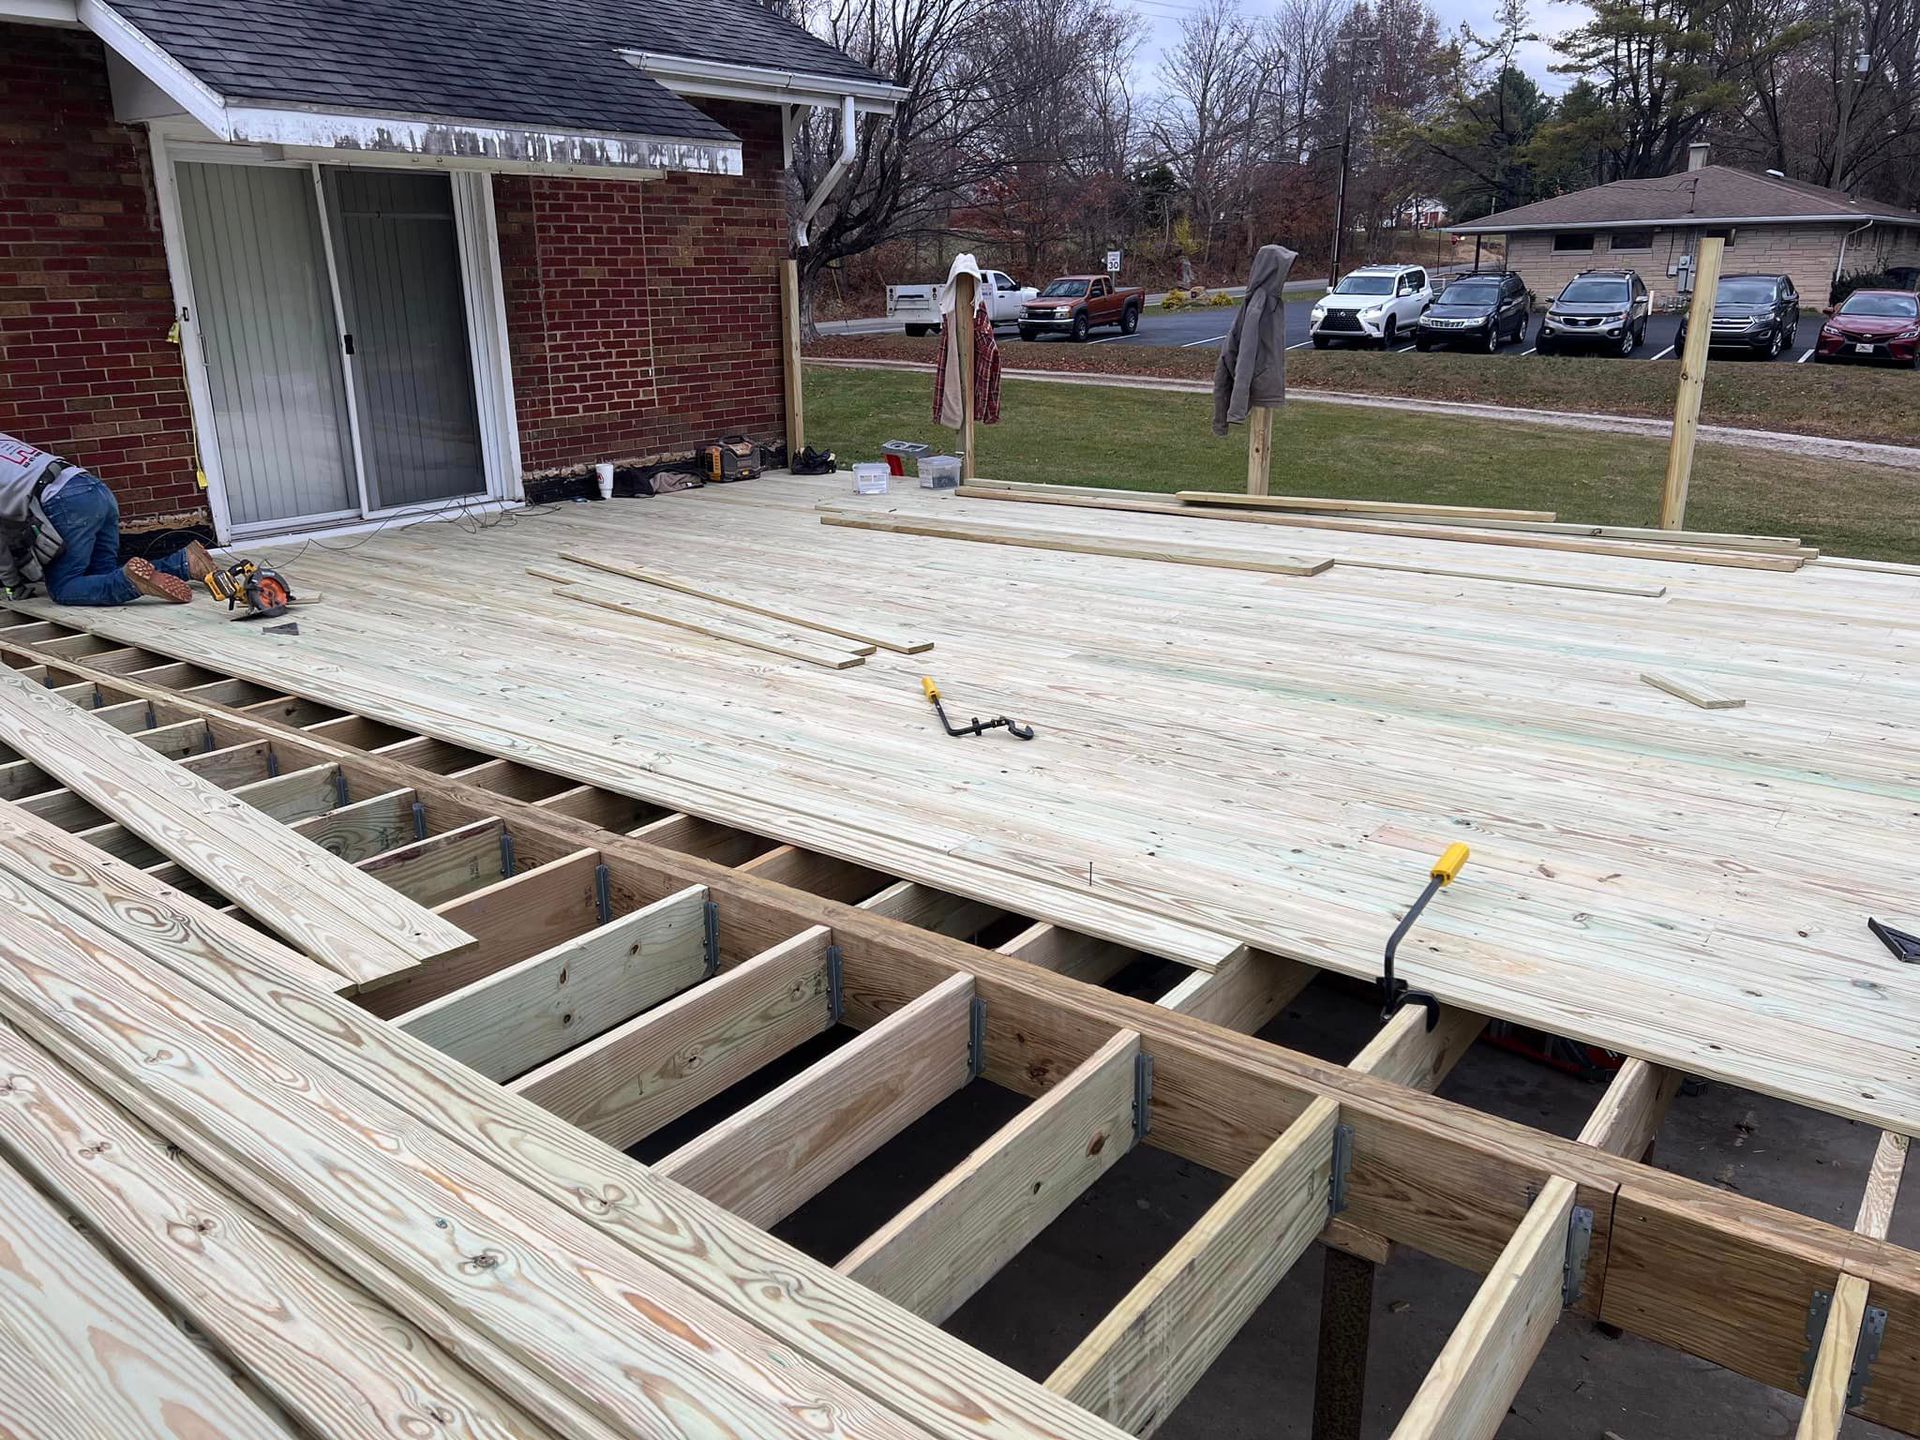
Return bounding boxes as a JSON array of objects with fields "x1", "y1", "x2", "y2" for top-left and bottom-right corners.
[{"x1": 41, "y1": 472, "x2": 192, "y2": 606}]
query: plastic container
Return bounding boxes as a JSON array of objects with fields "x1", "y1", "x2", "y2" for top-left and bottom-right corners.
[
  {"x1": 852, "y1": 462, "x2": 890, "y2": 495},
  {"x1": 918, "y1": 454, "x2": 962, "y2": 489}
]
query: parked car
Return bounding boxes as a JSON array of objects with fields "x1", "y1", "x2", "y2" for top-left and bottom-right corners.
[
  {"x1": 1018, "y1": 275, "x2": 1146, "y2": 341},
  {"x1": 1814, "y1": 288, "x2": 1920, "y2": 367},
  {"x1": 888, "y1": 270, "x2": 1034, "y2": 335},
  {"x1": 1535, "y1": 269, "x2": 1650, "y2": 356},
  {"x1": 1310, "y1": 264, "x2": 1433, "y2": 348},
  {"x1": 1413, "y1": 271, "x2": 1531, "y2": 352},
  {"x1": 1675, "y1": 273, "x2": 1800, "y2": 359}
]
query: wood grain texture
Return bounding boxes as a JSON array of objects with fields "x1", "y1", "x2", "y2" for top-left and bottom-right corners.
[
  {"x1": 0, "y1": 879, "x2": 936, "y2": 1440},
  {"x1": 1859, "y1": 1131, "x2": 1909, "y2": 1240},
  {"x1": 1157, "y1": 949, "x2": 1315, "y2": 1034},
  {"x1": 0, "y1": 1130, "x2": 294, "y2": 1440},
  {"x1": 1577, "y1": 1058, "x2": 1681, "y2": 1159},
  {"x1": 1640, "y1": 671, "x2": 1747, "y2": 710},
  {"x1": 1047, "y1": 1095, "x2": 1341, "y2": 1435},
  {"x1": 840, "y1": 1029, "x2": 1140, "y2": 1324},
  {"x1": 557, "y1": 586, "x2": 868, "y2": 669},
  {"x1": 1795, "y1": 1271, "x2": 1870, "y2": 1440},
  {"x1": 0, "y1": 1022, "x2": 557, "y2": 1440},
  {"x1": 1390, "y1": 1176, "x2": 1576, "y2": 1440},
  {"x1": 658, "y1": 972, "x2": 975, "y2": 1228},
  {"x1": 400, "y1": 883, "x2": 710, "y2": 1081},
  {"x1": 1176, "y1": 490, "x2": 1555, "y2": 522},
  {"x1": 0, "y1": 815, "x2": 1138, "y2": 1440},
  {"x1": 822, "y1": 510, "x2": 1334, "y2": 576},
  {"x1": 0, "y1": 668, "x2": 469, "y2": 986},
  {"x1": 510, "y1": 925, "x2": 836, "y2": 1149}
]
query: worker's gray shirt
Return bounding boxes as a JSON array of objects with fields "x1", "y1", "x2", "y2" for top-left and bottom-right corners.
[{"x1": 0, "y1": 433, "x2": 73, "y2": 594}]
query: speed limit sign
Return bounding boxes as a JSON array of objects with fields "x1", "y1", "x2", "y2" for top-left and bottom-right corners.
[{"x1": 1105, "y1": 250, "x2": 1122, "y2": 273}]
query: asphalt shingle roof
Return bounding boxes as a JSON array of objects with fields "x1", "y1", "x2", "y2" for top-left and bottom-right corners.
[
  {"x1": 1456, "y1": 165, "x2": 1920, "y2": 232},
  {"x1": 107, "y1": 0, "x2": 883, "y2": 142}
]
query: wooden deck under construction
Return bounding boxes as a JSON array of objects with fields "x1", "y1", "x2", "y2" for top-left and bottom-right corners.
[
  {"x1": 21, "y1": 473, "x2": 1920, "y2": 1133},
  {"x1": 1, "y1": 471, "x2": 1916, "y2": 1439}
]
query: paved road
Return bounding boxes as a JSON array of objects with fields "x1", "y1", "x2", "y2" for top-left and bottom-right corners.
[{"x1": 835, "y1": 294, "x2": 1840, "y2": 363}]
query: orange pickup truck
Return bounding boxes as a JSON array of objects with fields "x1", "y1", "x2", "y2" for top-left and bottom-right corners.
[{"x1": 1018, "y1": 274, "x2": 1147, "y2": 342}]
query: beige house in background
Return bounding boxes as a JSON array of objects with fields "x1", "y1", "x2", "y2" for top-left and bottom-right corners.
[{"x1": 1451, "y1": 143, "x2": 1920, "y2": 310}]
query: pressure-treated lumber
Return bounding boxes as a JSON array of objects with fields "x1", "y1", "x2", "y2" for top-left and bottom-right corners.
[
  {"x1": 558, "y1": 552, "x2": 934, "y2": 654},
  {"x1": 839, "y1": 1029, "x2": 1142, "y2": 1324},
  {"x1": 398, "y1": 884, "x2": 711, "y2": 1081},
  {"x1": 1177, "y1": 490, "x2": 1556, "y2": 522},
  {"x1": 1390, "y1": 1175, "x2": 1577, "y2": 1440},
  {"x1": 1640, "y1": 670, "x2": 1747, "y2": 710},
  {"x1": 1578, "y1": 1058, "x2": 1682, "y2": 1159},
  {"x1": 1047, "y1": 1094, "x2": 1342, "y2": 1435},
  {"x1": 857, "y1": 880, "x2": 1006, "y2": 940},
  {"x1": 1858, "y1": 1132, "x2": 1909, "y2": 1240},
  {"x1": 0, "y1": 667, "x2": 468, "y2": 987},
  {"x1": 555, "y1": 586, "x2": 867, "y2": 668},
  {"x1": 0, "y1": 1023, "x2": 556, "y2": 1440},
  {"x1": 510, "y1": 924, "x2": 836, "y2": 1149},
  {"x1": 782, "y1": 257, "x2": 806, "y2": 456},
  {"x1": 658, "y1": 972, "x2": 975, "y2": 1227},
  {"x1": 1663, "y1": 234, "x2": 1725, "y2": 530},
  {"x1": 0, "y1": 1134, "x2": 296, "y2": 1440},
  {"x1": 0, "y1": 879, "x2": 934, "y2": 1440},
  {"x1": 820, "y1": 510, "x2": 1335, "y2": 576},
  {"x1": 1246, "y1": 406, "x2": 1273, "y2": 496},
  {"x1": 954, "y1": 483, "x2": 1808, "y2": 569},
  {"x1": 1158, "y1": 950, "x2": 1316, "y2": 1034},
  {"x1": 999, "y1": 921, "x2": 1138, "y2": 985}
]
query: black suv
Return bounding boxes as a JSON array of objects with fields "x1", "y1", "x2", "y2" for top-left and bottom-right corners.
[
  {"x1": 1536, "y1": 269, "x2": 1651, "y2": 356},
  {"x1": 1675, "y1": 273, "x2": 1801, "y2": 359},
  {"x1": 1413, "y1": 271, "x2": 1532, "y2": 352}
]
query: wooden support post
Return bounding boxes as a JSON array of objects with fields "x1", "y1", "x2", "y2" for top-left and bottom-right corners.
[
  {"x1": 780, "y1": 257, "x2": 805, "y2": 460},
  {"x1": 1247, "y1": 406, "x2": 1274, "y2": 496},
  {"x1": 955, "y1": 271, "x2": 978, "y2": 480},
  {"x1": 1660, "y1": 232, "x2": 1726, "y2": 531},
  {"x1": 1313, "y1": 1245, "x2": 1376, "y2": 1440}
]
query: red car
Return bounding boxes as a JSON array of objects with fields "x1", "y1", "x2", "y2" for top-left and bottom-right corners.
[{"x1": 1815, "y1": 288, "x2": 1920, "y2": 367}]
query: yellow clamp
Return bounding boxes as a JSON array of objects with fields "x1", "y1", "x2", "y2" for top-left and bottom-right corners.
[{"x1": 1430, "y1": 843, "x2": 1471, "y2": 887}]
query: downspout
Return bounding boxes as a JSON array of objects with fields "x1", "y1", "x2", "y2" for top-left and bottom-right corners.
[
  {"x1": 1834, "y1": 218, "x2": 1874, "y2": 294},
  {"x1": 794, "y1": 93, "x2": 858, "y2": 248}
]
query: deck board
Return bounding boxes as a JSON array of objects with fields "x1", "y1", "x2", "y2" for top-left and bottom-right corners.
[{"x1": 18, "y1": 474, "x2": 1920, "y2": 1132}]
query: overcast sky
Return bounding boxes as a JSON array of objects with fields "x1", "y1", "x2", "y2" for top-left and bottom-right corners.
[{"x1": 1116, "y1": 0, "x2": 1590, "y2": 97}]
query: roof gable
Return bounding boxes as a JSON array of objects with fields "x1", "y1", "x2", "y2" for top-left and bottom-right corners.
[{"x1": 1456, "y1": 165, "x2": 1920, "y2": 233}]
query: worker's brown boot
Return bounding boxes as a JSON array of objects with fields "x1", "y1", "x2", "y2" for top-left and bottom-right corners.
[
  {"x1": 184, "y1": 540, "x2": 216, "y2": 581},
  {"x1": 123, "y1": 557, "x2": 191, "y2": 604}
]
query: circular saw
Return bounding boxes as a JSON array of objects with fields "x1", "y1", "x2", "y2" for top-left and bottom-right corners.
[{"x1": 203, "y1": 559, "x2": 296, "y2": 620}]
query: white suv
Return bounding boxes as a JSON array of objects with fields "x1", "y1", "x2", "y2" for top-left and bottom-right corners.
[{"x1": 1311, "y1": 264, "x2": 1434, "y2": 348}]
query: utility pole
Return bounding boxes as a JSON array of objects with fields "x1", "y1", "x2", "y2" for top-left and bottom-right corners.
[{"x1": 1327, "y1": 35, "x2": 1377, "y2": 287}]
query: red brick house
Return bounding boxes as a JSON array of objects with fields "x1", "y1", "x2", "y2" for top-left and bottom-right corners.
[{"x1": 1, "y1": 0, "x2": 896, "y2": 540}]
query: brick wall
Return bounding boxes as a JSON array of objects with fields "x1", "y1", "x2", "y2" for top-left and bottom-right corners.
[
  {"x1": 0, "y1": 24, "x2": 201, "y2": 524},
  {"x1": 495, "y1": 100, "x2": 788, "y2": 475}
]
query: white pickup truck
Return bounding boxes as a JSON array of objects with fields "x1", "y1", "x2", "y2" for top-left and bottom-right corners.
[{"x1": 886, "y1": 271, "x2": 1035, "y2": 335}]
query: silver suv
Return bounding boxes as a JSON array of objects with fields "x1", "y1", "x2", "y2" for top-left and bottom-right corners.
[{"x1": 1536, "y1": 270, "x2": 1651, "y2": 356}]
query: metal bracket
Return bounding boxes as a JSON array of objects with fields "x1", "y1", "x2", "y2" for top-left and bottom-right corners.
[
  {"x1": 498, "y1": 830, "x2": 516, "y2": 879},
  {"x1": 265, "y1": 748, "x2": 279, "y2": 779},
  {"x1": 593, "y1": 864, "x2": 612, "y2": 925},
  {"x1": 144, "y1": 700, "x2": 156, "y2": 729},
  {"x1": 333, "y1": 770, "x2": 350, "y2": 809},
  {"x1": 966, "y1": 996, "x2": 987, "y2": 1081},
  {"x1": 411, "y1": 801, "x2": 428, "y2": 842},
  {"x1": 825, "y1": 944, "x2": 844, "y2": 1025},
  {"x1": 1132, "y1": 1052, "x2": 1154, "y2": 1144},
  {"x1": 1801, "y1": 1289, "x2": 1890, "y2": 1406},
  {"x1": 701, "y1": 901, "x2": 720, "y2": 978},
  {"x1": 89, "y1": 684, "x2": 102, "y2": 710},
  {"x1": 201, "y1": 727, "x2": 215, "y2": 753},
  {"x1": 1563, "y1": 1206, "x2": 1595, "y2": 1307},
  {"x1": 1329, "y1": 1123, "x2": 1355, "y2": 1217}
]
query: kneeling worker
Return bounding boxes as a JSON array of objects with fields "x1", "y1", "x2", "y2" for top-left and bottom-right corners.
[{"x1": 1, "y1": 431, "x2": 211, "y2": 605}]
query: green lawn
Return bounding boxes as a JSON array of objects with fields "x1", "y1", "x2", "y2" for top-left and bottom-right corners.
[{"x1": 806, "y1": 364, "x2": 1920, "y2": 563}]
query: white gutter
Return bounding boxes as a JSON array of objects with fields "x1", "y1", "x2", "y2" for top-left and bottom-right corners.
[
  {"x1": 622, "y1": 52, "x2": 905, "y2": 114},
  {"x1": 1452, "y1": 211, "x2": 1920, "y2": 234},
  {"x1": 1834, "y1": 218, "x2": 1876, "y2": 285},
  {"x1": 795, "y1": 93, "x2": 859, "y2": 247}
]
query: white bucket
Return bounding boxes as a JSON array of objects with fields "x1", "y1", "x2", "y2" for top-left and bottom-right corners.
[{"x1": 595, "y1": 462, "x2": 615, "y2": 500}]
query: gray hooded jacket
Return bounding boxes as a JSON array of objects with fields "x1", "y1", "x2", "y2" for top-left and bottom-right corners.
[{"x1": 1211, "y1": 243, "x2": 1298, "y2": 436}]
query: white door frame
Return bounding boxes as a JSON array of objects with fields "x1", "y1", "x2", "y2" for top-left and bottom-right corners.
[{"x1": 147, "y1": 127, "x2": 523, "y2": 542}]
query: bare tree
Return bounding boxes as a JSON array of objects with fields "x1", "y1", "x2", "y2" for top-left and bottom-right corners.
[{"x1": 1148, "y1": 0, "x2": 1260, "y2": 259}]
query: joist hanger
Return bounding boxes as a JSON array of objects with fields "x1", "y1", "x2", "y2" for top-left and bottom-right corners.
[{"x1": 1803, "y1": 1287, "x2": 1889, "y2": 1407}]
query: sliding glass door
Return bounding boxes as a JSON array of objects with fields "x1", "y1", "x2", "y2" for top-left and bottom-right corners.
[{"x1": 174, "y1": 158, "x2": 489, "y2": 534}]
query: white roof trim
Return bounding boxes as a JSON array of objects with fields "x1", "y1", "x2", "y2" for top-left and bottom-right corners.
[
  {"x1": 1453, "y1": 212, "x2": 1919, "y2": 234},
  {"x1": 0, "y1": 0, "x2": 81, "y2": 23},
  {"x1": 623, "y1": 51, "x2": 904, "y2": 114},
  {"x1": 75, "y1": 0, "x2": 739, "y2": 175}
]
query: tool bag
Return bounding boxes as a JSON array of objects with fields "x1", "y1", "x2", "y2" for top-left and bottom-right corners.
[{"x1": 700, "y1": 436, "x2": 763, "y2": 483}]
